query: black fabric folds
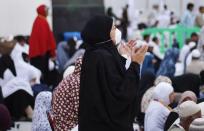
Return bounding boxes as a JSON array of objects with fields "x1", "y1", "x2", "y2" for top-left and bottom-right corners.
[
  {"x1": 171, "y1": 73, "x2": 200, "y2": 97},
  {"x1": 79, "y1": 16, "x2": 140, "y2": 131},
  {"x1": 81, "y1": 15, "x2": 113, "y2": 45},
  {"x1": 0, "y1": 55, "x2": 16, "y2": 78}
]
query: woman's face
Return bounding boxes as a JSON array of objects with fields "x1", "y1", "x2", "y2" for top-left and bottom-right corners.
[
  {"x1": 45, "y1": 7, "x2": 49, "y2": 17},
  {"x1": 110, "y1": 24, "x2": 117, "y2": 45}
]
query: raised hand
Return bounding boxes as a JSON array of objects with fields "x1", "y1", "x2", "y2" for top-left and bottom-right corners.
[{"x1": 131, "y1": 45, "x2": 148, "y2": 64}]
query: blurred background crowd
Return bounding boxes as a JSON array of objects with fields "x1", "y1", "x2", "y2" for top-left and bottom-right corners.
[{"x1": 0, "y1": 0, "x2": 204, "y2": 131}]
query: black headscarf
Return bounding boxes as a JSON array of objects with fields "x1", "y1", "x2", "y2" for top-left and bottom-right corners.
[
  {"x1": 200, "y1": 70, "x2": 204, "y2": 85},
  {"x1": 0, "y1": 55, "x2": 16, "y2": 78},
  {"x1": 79, "y1": 16, "x2": 140, "y2": 131},
  {"x1": 171, "y1": 73, "x2": 200, "y2": 97},
  {"x1": 81, "y1": 15, "x2": 113, "y2": 45}
]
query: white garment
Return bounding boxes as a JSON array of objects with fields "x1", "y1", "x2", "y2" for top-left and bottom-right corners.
[
  {"x1": 0, "y1": 69, "x2": 33, "y2": 98},
  {"x1": 175, "y1": 62, "x2": 184, "y2": 76},
  {"x1": 0, "y1": 69, "x2": 14, "y2": 87},
  {"x1": 11, "y1": 43, "x2": 25, "y2": 61},
  {"x1": 156, "y1": 13, "x2": 170, "y2": 28},
  {"x1": 71, "y1": 125, "x2": 78, "y2": 131},
  {"x1": 10, "y1": 43, "x2": 41, "y2": 84},
  {"x1": 150, "y1": 41, "x2": 164, "y2": 60},
  {"x1": 23, "y1": 44, "x2": 29, "y2": 54},
  {"x1": 179, "y1": 45, "x2": 190, "y2": 63},
  {"x1": 145, "y1": 100, "x2": 170, "y2": 131},
  {"x1": 145, "y1": 82, "x2": 173, "y2": 131},
  {"x1": 19, "y1": 43, "x2": 29, "y2": 54},
  {"x1": 148, "y1": 10, "x2": 159, "y2": 26},
  {"x1": 181, "y1": 10, "x2": 195, "y2": 27},
  {"x1": 198, "y1": 27, "x2": 204, "y2": 60}
]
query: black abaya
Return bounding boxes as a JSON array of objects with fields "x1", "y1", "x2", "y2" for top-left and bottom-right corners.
[
  {"x1": 171, "y1": 73, "x2": 201, "y2": 97},
  {"x1": 79, "y1": 43, "x2": 140, "y2": 131},
  {"x1": 0, "y1": 55, "x2": 16, "y2": 79},
  {"x1": 4, "y1": 90, "x2": 34, "y2": 120},
  {"x1": 30, "y1": 52, "x2": 61, "y2": 87},
  {"x1": 79, "y1": 16, "x2": 140, "y2": 131}
]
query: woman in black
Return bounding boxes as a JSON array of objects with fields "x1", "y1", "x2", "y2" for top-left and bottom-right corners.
[{"x1": 79, "y1": 16, "x2": 148, "y2": 131}]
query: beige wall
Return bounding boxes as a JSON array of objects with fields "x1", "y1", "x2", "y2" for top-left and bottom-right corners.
[
  {"x1": 0, "y1": 0, "x2": 52, "y2": 36},
  {"x1": 1, "y1": 0, "x2": 204, "y2": 36}
]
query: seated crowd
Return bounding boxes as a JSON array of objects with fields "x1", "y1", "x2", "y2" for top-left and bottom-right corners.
[{"x1": 0, "y1": 4, "x2": 204, "y2": 131}]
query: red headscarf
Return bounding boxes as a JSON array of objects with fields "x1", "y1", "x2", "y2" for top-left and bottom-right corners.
[
  {"x1": 37, "y1": 5, "x2": 47, "y2": 17},
  {"x1": 29, "y1": 4, "x2": 56, "y2": 58}
]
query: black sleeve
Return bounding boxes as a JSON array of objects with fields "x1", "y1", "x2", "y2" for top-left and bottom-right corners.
[
  {"x1": 0, "y1": 87, "x2": 3, "y2": 104},
  {"x1": 98, "y1": 52, "x2": 140, "y2": 103}
]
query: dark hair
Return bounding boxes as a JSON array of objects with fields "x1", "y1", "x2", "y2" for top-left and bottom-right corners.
[
  {"x1": 138, "y1": 23, "x2": 147, "y2": 30},
  {"x1": 199, "y1": 6, "x2": 204, "y2": 12},
  {"x1": 143, "y1": 34, "x2": 150, "y2": 40},
  {"x1": 164, "y1": 5, "x2": 167, "y2": 10},
  {"x1": 107, "y1": 7, "x2": 113, "y2": 16},
  {"x1": 200, "y1": 70, "x2": 204, "y2": 85},
  {"x1": 14, "y1": 35, "x2": 26, "y2": 43},
  {"x1": 191, "y1": 32, "x2": 198, "y2": 38},
  {"x1": 187, "y1": 3, "x2": 194, "y2": 10},
  {"x1": 79, "y1": 42, "x2": 87, "y2": 49},
  {"x1": 172, "y1": 39, "x2": 179, "y2": 48},
  {"x1": 67, "y1": 38, "x2": 76, "y2": 47},
  {"x1": 67, "y1": 38, "x2": 76, "y2": 57},
  {"x1": 185, "y1": 38, "x2": 191, "y2": 45},
  {"x1": 152, "y1": 37, "x2": 158, "y2": 42}
]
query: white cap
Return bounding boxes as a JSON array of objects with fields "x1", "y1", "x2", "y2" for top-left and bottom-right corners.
[
  {"x1": 153, "y1": 82, "x2": 174, "y2": 105},
  {"x1": 190, "y1": 118, "x2": 204, "y2": 131},
  {"x1": 198, "y1": 102, "x2": 204, "y2": 117},
  {"x1": 189, "y1": 42, "x2": 196, "y2": 49},
  {"x1": 192, "y1": 49, "x2": 201, "y2": 58},
  {"x1": 178, "y1": 101, "x2": 201, "y2": 118}
]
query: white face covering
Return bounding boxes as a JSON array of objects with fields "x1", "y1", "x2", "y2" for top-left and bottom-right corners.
[{"x1": 115, "y1": 28, "x2": 122, "y2": 45}]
